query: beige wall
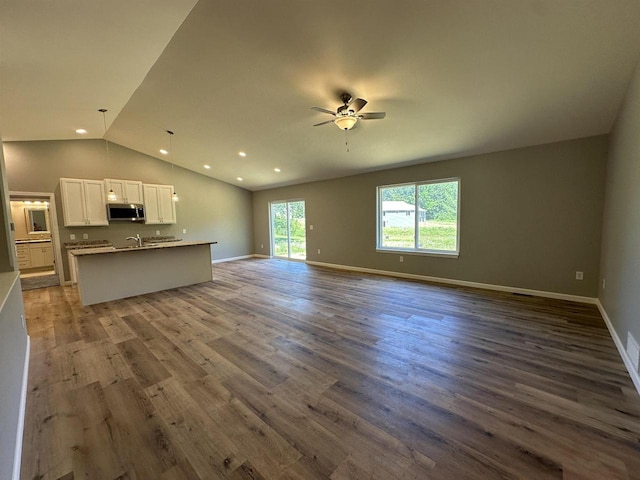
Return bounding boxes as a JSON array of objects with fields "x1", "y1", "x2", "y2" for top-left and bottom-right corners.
[
  {"x1": 10, "y1": 201, "x2": 52, "y2": 240},
  {"x1": 253, "y1": 136, "x2": 607, "y2": 297},
  {"x1": 3, "y1": 139, "x2": 254, "y2": 281},
  {"x1": 600, "y1": 58, "x2": 640, "y2": 362}
]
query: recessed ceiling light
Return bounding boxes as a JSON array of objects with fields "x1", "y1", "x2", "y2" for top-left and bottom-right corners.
[
  {"x1": 204, "y1": 165, "x2": 211, "y2": 169},
  {"x1": 274, "y1": 168, "x2": 281, "y2": 173},
  {"x1": 159, "y1": 149, "x2": 168, "y2": 155},
  {"x1": 238, "y1": 151, "x2": 246, "y2": 157},
  {"x1": 75, "y1": 128, "x2": 87, "y2": 134},
  {"x1": 237, "y1": 177, "x2": 243, "y2": 182}
]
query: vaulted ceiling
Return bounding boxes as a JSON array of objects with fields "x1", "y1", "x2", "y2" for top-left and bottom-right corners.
[{"x1": 2, "y1": 1, "x2": 640, "y2": 191}]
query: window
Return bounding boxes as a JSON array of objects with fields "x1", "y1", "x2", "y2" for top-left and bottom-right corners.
[{"x1": 377, "y1": 178, "x2": 460, "y2": 256}]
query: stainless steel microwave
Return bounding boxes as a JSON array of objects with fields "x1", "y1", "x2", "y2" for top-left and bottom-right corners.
[{"x1": 107, "y1": 203, "x2": 145, "y2": 222}]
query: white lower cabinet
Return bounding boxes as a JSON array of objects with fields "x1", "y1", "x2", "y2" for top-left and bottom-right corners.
[
  {"x1": 143, "y1": 184, "x2": 176, "y2": 224},
  {"x1": 29, "y1": 243, "x2": 54, "y2": 268},
  {"x1": 16, "y1": 244, "x2": 30, "y2": 269},
  {"x1": 16, "y1": 242, "x2": 54, "y2": 270}
]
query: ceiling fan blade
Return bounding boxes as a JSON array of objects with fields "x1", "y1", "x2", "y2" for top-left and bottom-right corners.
[
  {"x1": 311, "y1": 106, "x2": 336, "y2": 115},
  {"x1": 313, "y1": 119, "x2": 335, "y2": 126},
  {"x1": 359, "y1": 112, "x2": 386, "y2": 120},
  {"x1": 350, "y1": 98, "x2": 367, "y2": 112}
]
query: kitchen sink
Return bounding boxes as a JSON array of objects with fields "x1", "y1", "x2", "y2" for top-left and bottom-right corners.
[{"x1": 112, "y1": 243, "x2": 159, "y2": 250}]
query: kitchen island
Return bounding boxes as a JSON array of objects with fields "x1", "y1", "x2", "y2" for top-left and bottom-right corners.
[{"x1": 70, "y1": 241, "x2": 216, "y2": 306}]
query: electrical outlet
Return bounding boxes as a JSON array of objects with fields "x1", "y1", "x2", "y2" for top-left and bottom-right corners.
[
  {"x1": 575, "y1": 271, "x2": 583, "y2": 280},
  {"x1": 82, "y1": 233, "x2": 89, "y2": 240},
  {"x1": 400, "y1": 256, "x2": 404, "y2": 263},
  {"x1": 317, "y1": 249, "x2": 321, "y2": 254},
  {"x1": 182, "y1": 228, "x2": 187, "y2": 234},
  {"x1": 602, "y1": 278, "x2": 606, "y2": 289},
  {"x1": 261, "y1": 244, "x2": 264, "y2": 249},
  {"x1": 70, "y1": 234, "x2": 76, "y2": 240}
]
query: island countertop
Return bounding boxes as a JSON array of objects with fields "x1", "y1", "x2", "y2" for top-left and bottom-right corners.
[
  {"x1": 71, "y1": 241, "x2": 216, "y2": 305},
  {"x1": 70, "y1": 240, "x2": 217, "y2": 256}
]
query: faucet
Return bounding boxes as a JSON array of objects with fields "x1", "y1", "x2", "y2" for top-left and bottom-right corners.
[{"x1": 125, "y1": 233, "x2": 143, "y2": 247}]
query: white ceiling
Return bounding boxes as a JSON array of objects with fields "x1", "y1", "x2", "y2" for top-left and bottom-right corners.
[{"x1": 2, "y1": 1, "x2": 640, "y2": 191}]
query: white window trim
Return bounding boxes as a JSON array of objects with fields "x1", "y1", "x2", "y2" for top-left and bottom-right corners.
[{"x1": 376, "y1": 177, "x2": 460, "y2": 257}]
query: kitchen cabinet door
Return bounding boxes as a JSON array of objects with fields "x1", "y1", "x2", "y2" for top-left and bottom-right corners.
[
  {"x1": 43, "y1": 244, "x2": 54, "y2": 266},
  {"x1": 158, "y1": 185, "x2": 176, "y2": 224},
  {"x1": 105, "y1": 179, "x2": 143, "y2": 204},
  {"x1": 84, "y1": 180, "x2": 108, "y2": 225},
  {"x1": 143, "y1": 184, "x2": 177, "y2": 224},
  {"x1": 60, "y1": 178, "x2": 87, "y2": 226},
  {"x1": 60, "y1": 178, "x2": 108, "y2": 226},
  {"x1": 29, "y1": 243, "x2": 54, "y2": 268},
  {"x1": 143, "y1": 184, "x2": 161, "y2": 224},
  {"x1": 124, "y1": 181, "x2": 144, "y2": 204}
]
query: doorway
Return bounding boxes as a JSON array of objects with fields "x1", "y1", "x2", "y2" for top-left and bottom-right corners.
[
  {"x1": 270, "y1": 200, "x2": 306, "y2": 260},
  {"x1": 10, "y1": 191, "x2": 64, "y2": 289}
]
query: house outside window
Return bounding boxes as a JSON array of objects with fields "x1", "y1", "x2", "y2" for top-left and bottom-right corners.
[{"x1": 377, "y1": 178, "x2": 460, "y2": 256}]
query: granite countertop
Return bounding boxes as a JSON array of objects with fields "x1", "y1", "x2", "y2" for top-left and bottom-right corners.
[
  {"x1": 64, "y1": 240, "x2": 113, "y2": 250},
  {"x1": 141, "y1": 235, "x2": 183, "y2": 243},
  {"x1": 70, "y1": 240, "x2": 217, "y2": 256}
]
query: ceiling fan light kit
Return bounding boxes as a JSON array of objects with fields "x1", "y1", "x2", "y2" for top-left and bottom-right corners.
[
  {"x1": 311, "y1": 92, "x2": 386, "y2": 132},
  {"x1": 334, "y1": 115, "x2": 358, "y2": 130}
]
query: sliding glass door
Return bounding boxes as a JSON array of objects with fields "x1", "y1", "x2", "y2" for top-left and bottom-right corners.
[{"x1": 270, "y1": 200, "x2": 306, "y2": 260}]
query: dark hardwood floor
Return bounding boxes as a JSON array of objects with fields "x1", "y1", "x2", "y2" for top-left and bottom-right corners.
[{"x1": 20, "y1": 258, "x2": 640, "y2": 479}]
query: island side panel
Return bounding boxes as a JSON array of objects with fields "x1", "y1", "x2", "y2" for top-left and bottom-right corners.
[{"x1": 75, "y1": 244, "x2": 212, "y2": 306}]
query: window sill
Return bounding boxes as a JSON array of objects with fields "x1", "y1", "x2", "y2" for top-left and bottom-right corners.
[{"x1": 376, "y1": 248, "x2": 459, "y2": 259}]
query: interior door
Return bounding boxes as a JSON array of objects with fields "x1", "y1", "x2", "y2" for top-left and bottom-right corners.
[{"x1": 270, "y1": 200, "x2": 306, "y2": 260}]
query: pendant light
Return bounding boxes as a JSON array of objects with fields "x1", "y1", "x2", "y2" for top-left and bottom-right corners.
[
  {"x1": 166, "y1": 130, "x2": 179, "y2": 202},
  {"x1": 100, "y1": 109, "x2": 117, "y2": 202}
]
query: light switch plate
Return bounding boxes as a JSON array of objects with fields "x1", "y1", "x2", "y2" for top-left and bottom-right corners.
[
  {"x1": 70, "y1": 234, "x2": 76, "y2": 240},
  {"x1": 82, "y1": 234, "x2": 88, "y2": 240}
]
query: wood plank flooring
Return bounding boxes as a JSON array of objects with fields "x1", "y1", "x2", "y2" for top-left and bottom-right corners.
[{"x1": 20, "y1": 258, "x2": 640, "y2": 479}]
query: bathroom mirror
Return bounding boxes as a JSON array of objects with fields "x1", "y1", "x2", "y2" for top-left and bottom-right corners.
[{"x1": 26, "y1": 208, "x2": 49, "y2": 234}]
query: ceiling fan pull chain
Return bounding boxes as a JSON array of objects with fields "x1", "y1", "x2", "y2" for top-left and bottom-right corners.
[{"x1": 344, "y1": 130, "x2": 350, "y2": 153}]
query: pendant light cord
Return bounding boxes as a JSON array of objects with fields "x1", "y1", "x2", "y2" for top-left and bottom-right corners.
[
  {"x1": 100, "y1": 109, "x2": 117, "y2": 202},
  {"x1": 99, "y1": 108, "x2": 110, "y2": 167},
  {"x1": 167, "y1": 130, "x2": 179, "y2": 201},
  {"x1": 168, "y1": 130, "x2": 173, "y2": 173}
]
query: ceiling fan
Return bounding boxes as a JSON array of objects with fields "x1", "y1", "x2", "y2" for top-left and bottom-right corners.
[{"x1": 311, "y1": 93, "x2": 386, "y2": 130}]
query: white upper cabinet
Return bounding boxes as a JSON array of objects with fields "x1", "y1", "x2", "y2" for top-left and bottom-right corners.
[
  {"x1": 104, "y1": 179, "x2": 144, "y2": 204},
  {"x1": 60, "y1": 178, "x2": 108, "y2": 226},
  {"x1": 143, "y1": 183, "x2": 176, "y2": 224}
]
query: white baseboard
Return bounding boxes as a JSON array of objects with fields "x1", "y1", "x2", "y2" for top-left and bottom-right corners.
[
  {"x1": 596, "y1": 300, "x2": 640, "y2": 396},
  {"x1": 212, "y1": 254, "x2": 255, "y2": 264},
  {"x1": 252, "y1": 254, "x2": 270, "y2": 259},
  {"x1": 305, "y1": 260, "x2": 597, "y2": 305},
  {"x1": 13, "y1": 335, "x2": 30, "y2": 480}
]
